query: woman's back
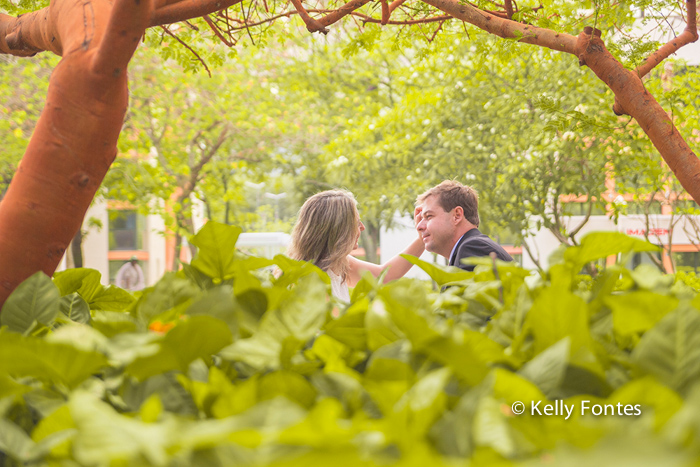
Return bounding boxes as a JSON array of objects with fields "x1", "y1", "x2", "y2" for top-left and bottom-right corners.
[{"x1": 327, "y1": 269, "x2": 350, "y2": 302}]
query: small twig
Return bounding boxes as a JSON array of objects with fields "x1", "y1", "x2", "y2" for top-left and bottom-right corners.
[
  {"x1": 203, "y1": 15, "x2": 235, "y2": 46},
  {"x1": 428, "y1": 19, "x2": 445, "y2": 42},
  {"x1": 389, "y1": 0, "x2": 406, "y2": 12},
  {"x1": 504, "y1": 0, "x2": 513, "y2": 18},
  {"x1": 290, "y1": 0, "x2": 330, "y2": 33},
  {"x1": 160, "y1": 26, "x2": 211, "y2": 77},
  {"x1": 241, "y1": 1, "x2": 257, "y2": 44},
  {"x1": 357, "y1": 13, "x2": 453, "y2": 25}
]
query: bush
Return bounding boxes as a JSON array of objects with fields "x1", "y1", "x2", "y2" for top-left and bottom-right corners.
[{"x1": 1, "y1": 223, "x2": 700, "y2": 465}]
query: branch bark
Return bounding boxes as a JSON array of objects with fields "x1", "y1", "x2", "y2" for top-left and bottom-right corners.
[
  {"x1": 420, "y1": 0, "x2": 577, "y2": 54},
  {"x1": 613, "y1": 0, "x2": 698, "y2": 115},
  {"x1": 0, "y1": 0, "x2": 153, "y2": 305},
  {"x1": 575, "y1": 28, "x2": 700, "y2": 207}
]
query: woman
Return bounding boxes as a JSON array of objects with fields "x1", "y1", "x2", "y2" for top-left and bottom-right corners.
[{"x1": 287, "y1": 190, "x2": 424, "y2": 301}]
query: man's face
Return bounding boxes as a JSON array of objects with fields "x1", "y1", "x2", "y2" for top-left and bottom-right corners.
[{"x1": 416, "y1": 196, "x2": 457, "y2": 257}]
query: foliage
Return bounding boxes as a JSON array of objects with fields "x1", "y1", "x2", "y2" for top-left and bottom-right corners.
[
  {"x1": 2, "y1": 224, "x2": 700, "y2": 465},
  {"x1": 0, "y1": 55, "x2": 57, "y2": 197}
]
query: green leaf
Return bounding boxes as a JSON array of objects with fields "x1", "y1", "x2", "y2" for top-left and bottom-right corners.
[
  {"x1": 126, "y1": 315, "x2": 233, "y2": 380},
  {"x1": 190, "y1": 221, "x2": 242, "y2": 281},
  {"x1": 324, "y1": 306, "x2": 367, "y2": 351},
  {"x1": 564, "y1": 232, "x2": 660, "y2": 272},
  {"x1": 69, "y1": 391, "x2": 171, "y2": 466},
  {"x1": 526, "y1": 287, "x2": 591, "y2": 356},
  {"x1": 518, "y1": 338, "x2": 569, "y2": 398},
  {"x1": 400, "y1": 254, "x2": 473, "y2": 287},
  {"x1": 632, "y1": 306, "x2": 700, "y2": 394},
  {"x1": 605, "y1": 291, "x2": 679, "y2": 338},
  {"x1": 58, "y1": 293, "x2": 91, "y2": 324},
  {"x1": 90, "y1": 286, "x2": 135, "y2": 311},
  {"x1": 0, "y1": 331, "x2": 107, "y2": 388},
  {"x1": 91, "y1": 310, "x2": 138, "y2": 337},
  {"x1": 1, "y1": 271, "x2": 60, "y2": 333},
  {"x1": 0, "y1": 373, "x2": 31, "y2": 399},
  {"x1": 53, "y1": 268, "x2": 103, "y2": 300},
  {"x1": 258, "y1": 370, "x2": 318, "y2": 409},
  {"x1": 221, "y1": 274, "x2": 328, "y2": 371},
  {"x1": 0, "y1": 419, "x2": 36, "y2": 463}
]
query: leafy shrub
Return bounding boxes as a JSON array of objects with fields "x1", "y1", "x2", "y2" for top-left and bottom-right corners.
[{"x1": 1, "y1": 223, "x2": 700, "y2": 465}]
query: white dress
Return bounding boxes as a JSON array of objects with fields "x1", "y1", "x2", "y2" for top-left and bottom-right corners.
[{"x1": 328, "y1": 269, "x2": 350, "y2": 302}]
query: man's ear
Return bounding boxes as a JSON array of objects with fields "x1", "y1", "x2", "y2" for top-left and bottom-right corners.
[{"x1": 453, "y1": 206, "x2": 464, "y2": 223}]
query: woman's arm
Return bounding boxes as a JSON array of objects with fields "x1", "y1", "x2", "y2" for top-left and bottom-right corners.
[{"x1": 346, "y1": 236, "x2": 425, "y2": 287}]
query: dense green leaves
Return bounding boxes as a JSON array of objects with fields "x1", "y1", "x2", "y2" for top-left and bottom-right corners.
[
  {"x1": 0, "y1": 272, "x2": 59, "y2": 333},
  {"x1": 2, "y1": 229, "x2": 700, "y2": 464}
]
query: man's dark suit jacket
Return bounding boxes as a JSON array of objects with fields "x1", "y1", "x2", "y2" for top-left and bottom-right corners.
[{"x1": 448, "y1": 228, "x2": 514, "y2": 271}]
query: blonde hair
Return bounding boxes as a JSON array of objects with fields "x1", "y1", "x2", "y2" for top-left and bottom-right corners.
[{"x1": 288, "y1": 190, "x2": 360, "y2": 281}]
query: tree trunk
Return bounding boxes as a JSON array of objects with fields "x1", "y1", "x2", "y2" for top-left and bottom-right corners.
[
  {"x1": 71, "y1": 229, "x2": 84, "y2": 268},
  {"x1": 361, "y1": 221, "x2": 381, "y2": 263},
  {"x1": 0, "y1": 0, "x2": 152, "y2": 306}
]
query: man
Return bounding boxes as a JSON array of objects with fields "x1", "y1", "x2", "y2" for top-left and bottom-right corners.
[
  {"x1": 115, "y1": 255, "x2": 146, "y2": 291},
  {"x1": 415, "y1": 180, "x2": 512, "y2": 271}
]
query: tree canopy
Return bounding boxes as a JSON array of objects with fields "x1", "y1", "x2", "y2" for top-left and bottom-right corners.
[{"x1": 0, "y1": 0, "x2": 699, "y2": 305}]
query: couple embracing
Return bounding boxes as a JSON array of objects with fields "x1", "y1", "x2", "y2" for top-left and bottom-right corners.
[{"x1": 288, "y1": 180, "x2": 513, "y2": 301}]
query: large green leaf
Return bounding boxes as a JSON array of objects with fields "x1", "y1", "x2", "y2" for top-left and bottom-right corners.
[
  {"x1": 632, "y1": 306, "x2": 700, "y2": 394},
  {"x1": 220, "y1": 274, "x2": 328, "y2": 371},
  {"x1": 89, "y1": 286, "x2": 135, "y2": 311},
  {"x1": 0, "y1": 331, "x2": 107, "y2": 388},
  {"x1": 1, "y1": 271, "x2": 60, "y2": 333},
  {"x1": 126, "y1": 315, "x2": 233, "y2": 380},
  {"x1": 564, "y1": 232, "x2": 660, "y2": 272},
  {"x1": 190, "y1": 221, "x2": 242, "y2": 281},
  {"x1": 605, "y1": 290, "x2": 679, "y2": 339},
  {"x1": 526, "y1": 287, "x2": 591, "y2": 356},
  {"x1": 53, "y1": 268, "x2": 102, "y2": 300},
  {"x1": 58, "y1": 293, "x2": 91, "y2": 324},
  {"x1": 400, "y1": 254, "x2": 473, "y2": 286},
  {"x1": 0, "y1": 419, "x2": 74, "y2": 464},
  {"x1": 52, "y1": 268, "x2": 135, "y2": 311},
  {"x1": 518, "y1": 338, "x2": 570, "y2": 398}
]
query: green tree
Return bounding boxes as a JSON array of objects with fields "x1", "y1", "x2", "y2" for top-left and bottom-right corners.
[{"x1": 1, "y1": 0, "x2": 700, "y2": 305}]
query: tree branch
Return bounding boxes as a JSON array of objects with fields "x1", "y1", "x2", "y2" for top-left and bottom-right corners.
[
  {"x1": 185, "y1": 124, "x2": 231, "y2": 193},
  {"x1": 504, "y1": 0, "x2": 513, "y2": 19},
  {"x1": 150, "y1": 0, "x2": 244, "y2": 27},
  {"x1": 420, "y1": 0, "x2": 578, "y2": 54},
  {"x1": 389, "y1": 0, "x2": 406, "y2": 13},
  {"x1": 613, "y1": 0, "x2": 698, "y2": 115},
  {"x1": 575, "y1": 27, "x2": 700, "y2": 206},
  {"x1": 202, "y1": 14, "x2": 235, "y2": 46},
  {"x1": 638, "y1": 0, "x2": 698, "y2": 78},
  {"x1": 93, "y1": 0, "x2": 154, "y2": 76},
  {"x1": 161, "y1": 26, "x2": 212, "y2": 76},
  {"x1": 289, "y1": 0, "x2": 330, "y2": 33},
  {"x1": 316, "y1": 0, "x2": 373, "y2": 29},
  {"x1": 357, "y1": 13, "x2": 453, "y2": 25},
  {"x1": 1, "y1": 11, "x2": 60, "y2": 56}
]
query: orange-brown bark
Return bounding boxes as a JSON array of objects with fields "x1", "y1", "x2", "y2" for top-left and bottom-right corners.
[
  {"x1": 150, "y1": 0, "x2": 244, "y2": 27},
  {"x1": 612, "y1": 0, "x2": 698, "y2": 115},
  {"x1": 0, "y1": 0, "x2": 153, "y2": 305},
  {"x1": 575, "y1": 28, "x2": 700, "y2": 206},
  {"x1": 420, "y1": 0, "x2": 577, "y2": 54},
  {"x1": 0, "y1": 11, "x2": 61, "y2": 56}
]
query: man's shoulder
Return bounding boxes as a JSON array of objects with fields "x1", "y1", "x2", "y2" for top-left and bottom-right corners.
[{"x1": 455, "y1": 232, "x2": 512, "y2": 260}]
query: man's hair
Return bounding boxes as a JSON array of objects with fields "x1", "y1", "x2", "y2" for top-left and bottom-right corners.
[{"x1": 417, "y1": 180, "x2": 480, "y2": 226}]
